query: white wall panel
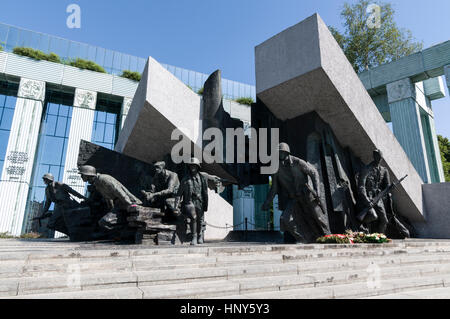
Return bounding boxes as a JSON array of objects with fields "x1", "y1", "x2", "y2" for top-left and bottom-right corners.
[{"x1": 0, "y1": 97, "x2": 44, "y2": 235}]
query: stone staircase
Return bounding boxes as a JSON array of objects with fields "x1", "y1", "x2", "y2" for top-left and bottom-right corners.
[{"x1": 1, "y1": 239, "x2": 450, "y2": 299}]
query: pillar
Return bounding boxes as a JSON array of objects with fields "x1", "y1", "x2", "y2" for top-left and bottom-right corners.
[
  {"x1": 0, "y1": 78, "x2": 45, "y2": 236},
  {"x1": 387, "y1": 78, "x2": 431, "y2": 183},
  {"x1": 120, "y1": 97, "x2": 132, "y2": 130},
  {"x1": 445, "y1": 65, "x2": 450, "y2": 92},
  {"x1": 61, "y1": 88, "x2": 97, "y2": 196}
]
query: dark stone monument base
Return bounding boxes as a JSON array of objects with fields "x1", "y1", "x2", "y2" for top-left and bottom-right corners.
[{"x1": 225, "y1": 231, "x2": 284, "y2": 243}]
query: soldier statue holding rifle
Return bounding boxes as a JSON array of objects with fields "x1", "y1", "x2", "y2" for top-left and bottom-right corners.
[{"x1": 357, "y1": 149, "x2": 410, "y2": 238}]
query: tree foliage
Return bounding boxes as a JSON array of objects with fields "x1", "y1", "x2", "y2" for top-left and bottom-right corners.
[
  {"x1": 438, "y1": 135, "x2": 450, "y2": 182},
  {"x1": 330, "y1": 0, "x2": 423, "y2": 73}
]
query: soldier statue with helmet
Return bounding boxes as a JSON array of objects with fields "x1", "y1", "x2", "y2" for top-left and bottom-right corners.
[
  {"x1": 175, "y1": 158, "x2": 209, "y2": 246},
  {"x1": 357, "y1": 149, "x2": 410, "y2": 237},
  {"x1": 38, "y1": 173, "x2": 87, "y2": 236},
  {"x1": 78, "y1": 165, "x2": 142, "y2": 237},
  {"x1": 261, "y1": 143, "x2": 331, "y2": 243}
]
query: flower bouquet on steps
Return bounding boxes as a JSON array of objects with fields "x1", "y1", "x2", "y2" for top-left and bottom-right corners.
[{"x1": 316, "y1": 231, "x2": 392, "y2": 244}]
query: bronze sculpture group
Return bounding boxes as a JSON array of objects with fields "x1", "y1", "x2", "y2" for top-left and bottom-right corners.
[
  {"x1": 260, "y1": 144, "x2": 410, "y2": 244},
  {"x1": 38, "y1": 141, "x2": 410, "y2": 245},
  {"x1": 38, "y1": 157, "x2": 216, "y2": 246}
]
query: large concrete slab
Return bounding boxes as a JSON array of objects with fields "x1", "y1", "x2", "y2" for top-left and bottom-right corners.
[
  {"x1": 115, "y1": 56, "x2": 203, "y2": 163},
  {"x1": 255, "y1": 14, "x2": 424, "y2": 222},
  {"x1": 414, "y1": 183, "x2": 450, "y2": 239}
]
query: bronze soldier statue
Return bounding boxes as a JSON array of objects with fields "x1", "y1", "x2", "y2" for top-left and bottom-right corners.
[
  {"x1": 262, "y1": 143, "x2": 330, "y2": 243},
  {"x1": 78, "y1": 165, "x2": 142, "y2": 236},
  {"x1": 357, "y1": 149, "x2": 390, "y2": 233},
  {"x1": 141, "y1": 161, "x2": 180, "y2": 218},
  {"x1": 357, "y1": 149, "x2": 410, "y2": 238},
  {"x1": 176, "y1": 158, "x2": 209, "y2": 246},
  {"x1": 40, "y1": 173, "x2": 87, "y2": 236}
]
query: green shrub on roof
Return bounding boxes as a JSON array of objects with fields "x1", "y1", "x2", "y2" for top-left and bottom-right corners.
[
  {"x1": 68, "y1": 58, "x2": 106, "y2": 73},
  {"x1": 13, "y1": 47, "x2": 62, "y2": 63},
  {"x1": 234, "y1": 97, "x2": 254, "y2": 106},
  {"x1": 121, "y1": 70, "x2": 142, "y2": 81},
  {"x1": 197, "y1": 87, "x2": 204, "y2": 95}
]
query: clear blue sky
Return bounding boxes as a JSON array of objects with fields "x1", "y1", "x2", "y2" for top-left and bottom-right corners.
[{"x1": 0, "y1": 0, "x2": 449, "y2": 137}]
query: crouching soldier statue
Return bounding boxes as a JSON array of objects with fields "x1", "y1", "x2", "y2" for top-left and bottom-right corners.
[
  {"x1": 176, "y1": 158, "x2": 209, "y2": 246},
  {"x1": 78, "y1": 165, "x2": 142, "y2": 238},
  {"x1": 39, "y1": 173, "x2": 87, "y2": 236},
  {"x1": 141, "y1": 161, "x2": 180, "y2": 220},
  {"x1": 262, "y1": 143, "x2": 330, "y2": 243}
]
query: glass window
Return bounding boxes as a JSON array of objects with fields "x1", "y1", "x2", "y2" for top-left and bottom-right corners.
[
  {"x1": 0, "y1": 92, "x2": 16, "y2": 173},
  {"x1": 0, "y1": 24, "x2": 8, "y2": 45},
  {"x1": 104, "y1": 50, "x2": 114, "y2": 74},
  {"x1": 5, "y1": 26, "x2": 19, "y2": 51},
  {"x1": 91, "y1": 100, "x2": 120, "y2": 150},
  {"x1": 25, "y1": 99, "x2": 74, "y2": 231}
]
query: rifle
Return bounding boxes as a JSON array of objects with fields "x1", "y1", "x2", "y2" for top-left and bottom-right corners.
[
  {"x1": 304, "y1": 183, "x2": 327, "y2": 213},
  {"x1": 357, "y1": 175, "x2": 408, "y2": 223}
]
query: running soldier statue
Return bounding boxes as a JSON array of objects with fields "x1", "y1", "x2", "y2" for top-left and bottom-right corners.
[
  {"x1": 39, "y1": 173, "x2": 87, "y2": 236},
  {"x1": 261, "y1": 143, "x2": 330, "y2": 243}
]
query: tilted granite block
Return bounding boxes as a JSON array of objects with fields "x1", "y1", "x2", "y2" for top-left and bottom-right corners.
[{"x1": 255, "y1": 13, "x2": 424, "y2": 222}]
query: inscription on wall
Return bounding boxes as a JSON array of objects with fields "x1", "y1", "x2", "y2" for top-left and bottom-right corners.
[
  {"x1": 5, "y1": 151, "x2": 29, "y2": 180},
  {"x1": 65, "y1": 167, "x2": 83, "y2": 186}
]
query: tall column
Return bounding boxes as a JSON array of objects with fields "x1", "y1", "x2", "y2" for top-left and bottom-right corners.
[
  {"x1": 120, "y1": 97, "x2": 132, "y2": 130},
  {"x1": 445, "y1": 65, "x2": 450, "y2": 91},
  {"x1": 62, "y1": 88, "x2": 97, "y2": 196},
  {"x1": 0, "y1": 78, "x2": 45, "y2": 236},
  {"x1": 423, "y1": 113, "x2": 446, "y2": 183},
  {"x1": 387, "y1": 78, "x2": 431, "y2": 183}
]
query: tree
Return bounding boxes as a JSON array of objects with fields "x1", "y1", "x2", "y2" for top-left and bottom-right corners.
[
  {"x1": 438, "y1": 135, "x2": 450, "y2": 182},
  {"x1": 330, "y1": 0, "x2": 423, "y2": 73}
]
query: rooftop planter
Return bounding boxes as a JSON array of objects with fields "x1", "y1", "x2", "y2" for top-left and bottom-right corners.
[
  {"x1": 13, "y1": 47, "x2": 61, "y2": 63},
  {"x1": 68, "y1": 58, "x2": 106, "y2": 73},
  {"x1": 121, "y1": 70, "x2": 142, "y2": 81},
  {"x1": 234, "y1": 97, "x2": 254, "y2": 106}
]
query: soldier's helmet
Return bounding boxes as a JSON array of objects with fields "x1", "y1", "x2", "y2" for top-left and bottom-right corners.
[
  {"x1": 42, "y1": 173, "x2": 54, "y2": 182},
  {"x1": 373, "y1": 149, "x2": 383, "y2": 158},
  {"x1": 78, "y1": 165, "x2": 97, "y2": 176},
  {"x1": 279, "y1": 143, "x2": 291, "y2": 154},
  {"x1": 187, "y1": 158, "x2": 201, "y2": 168},
  {"x1": 154, "y1": 161, "x2": 166, "y2": 169}
]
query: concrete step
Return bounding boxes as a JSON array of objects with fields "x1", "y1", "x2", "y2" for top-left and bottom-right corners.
[
  {"x1": 212, "y1": 273, "x2": 450, "y2": 299},
  {"x1": 3, "y1": 242, "x2": 450, "y2": 273},
  {"x1": 3, "y1": 247, "x2": 450, "y2": 281},
  {"x1": 4, "y1": 254, "x2": 450, "y2": 298},
  {"x1": 2, "y1": 239, "x2": 450, "y2": 299},
  {"x1": 364, "y1": 286, "x2": 450, "y2": 299},
  {"x1": 3, "y1": 240, "x2": 450, "y2": 262},
  {"x1": 8, "y1": 287, "x2": 144, "y2": 299}
]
